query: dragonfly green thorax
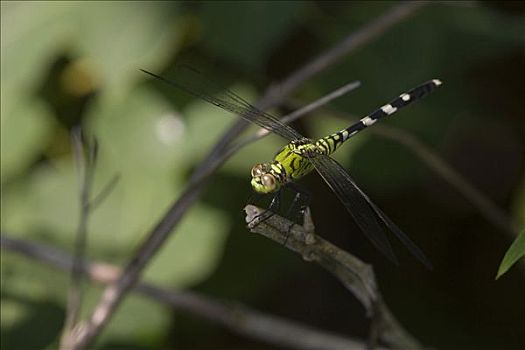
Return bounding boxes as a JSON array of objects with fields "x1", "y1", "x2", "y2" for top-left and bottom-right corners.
[
  {"x1": 250, "y1": 139, "x2": 315, "y2": 194},
  {"x1": 250, "y1": 136, "x2": 340, "y2": 194}
]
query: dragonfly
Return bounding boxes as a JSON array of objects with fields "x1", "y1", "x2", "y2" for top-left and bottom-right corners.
[{"x1": 141, "y1": 66, "x2": 441, "y2": 269}]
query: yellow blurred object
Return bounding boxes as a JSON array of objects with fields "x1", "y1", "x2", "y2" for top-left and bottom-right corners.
[{"x1": 60, "y1": 59, "x2": 98, "y2": 97}]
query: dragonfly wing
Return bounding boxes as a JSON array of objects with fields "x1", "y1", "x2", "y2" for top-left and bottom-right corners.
[
  {"x1": 363, "y1": 199, "x2": 433, "y2": 269},
  {"x1": 310, "y1": 155, "x2": 432, "y2": 268},
  {"x1": 141, "y1": 66, "x2": 303, "y2": 141},
  {"x1": 308, "y1": 154, "x2": 398, "y2": 264}
]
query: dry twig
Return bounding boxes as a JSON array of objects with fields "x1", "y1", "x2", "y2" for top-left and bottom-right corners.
[
  {"x1": 60, "y1": 129, "x2": 97, "y2": 350},
  {"x1": 60, "y1": 129, "x2": 120, "y2": 350},
  {"x1": 244, "y1": 205, "x2": 423, "y2": 350}
]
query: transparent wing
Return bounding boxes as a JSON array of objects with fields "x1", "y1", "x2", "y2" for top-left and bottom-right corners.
[
  {"x1": 309, "y1": 154, "x2": 432, "y2": 269},
  {"x1": 141, "y1": 66, "x2": 303, "y2": 141}
]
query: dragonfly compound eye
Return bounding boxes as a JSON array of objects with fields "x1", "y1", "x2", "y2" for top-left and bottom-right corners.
[
  {"x1": 261, "y1": 174, "x2": 276, "y2": 190},
  {"x1": 251, "y1": 164, "x2": 264, "y2": 177}
]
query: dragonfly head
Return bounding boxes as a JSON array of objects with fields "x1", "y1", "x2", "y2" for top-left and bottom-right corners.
[{"x1": 250, "y1": 163, "x2": 281, "y2": 194}]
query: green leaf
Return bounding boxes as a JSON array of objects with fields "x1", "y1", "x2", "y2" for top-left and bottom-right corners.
[
  {"x1": 0, "y1": 96, "x2": 54, "y2": 182},
  {"x1": 496, "y1": 227, "x2": 525, "y2": 279},
  {"x1": 1, "y1": 1, "x2": 182, "y2": 184}
]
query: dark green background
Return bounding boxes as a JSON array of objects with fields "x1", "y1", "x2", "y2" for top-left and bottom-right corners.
[{"x1": 1, "y1": 1, "x2": 524, "y2": 349}]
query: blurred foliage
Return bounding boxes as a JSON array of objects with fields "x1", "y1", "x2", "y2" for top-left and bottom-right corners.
[
  {"x1": 1, "y1": 1, "x2": 525, "y2": 349},
  {"x1": 497, "y1": 227, "x2": 525, "y2": 279}
]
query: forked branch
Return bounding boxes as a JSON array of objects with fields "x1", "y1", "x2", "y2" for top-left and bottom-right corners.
[{"x1": 245, "y1": 205, "x2": 424, "y2": 350}]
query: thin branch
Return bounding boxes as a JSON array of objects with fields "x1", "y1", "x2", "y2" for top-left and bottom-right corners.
[
  {"x1": 60, "y1": 129, "x2": 97, "y2": 350},
  {"x1": 371, "y1": 126, "x2": 518, "y2": 238},
  {"x1": 73, "y1": 3, "x2": 431, "y2": 348},
  {"x1": 437, "y1": 0, "x2": 477, "y2": 8},
  {"x1": 244, "y1": 205, "x2": 423, "y2": 350},
  {"x1": 253, "y1": 80, "x2": 361, "y2": 139},
  {"x1": 0, "y1": 234, "x2": 382, "y2": 350},
  {"x1": 238, "y1": 80, "x2": 361, "y2": 147},
  {"x1": 89, "y1": 174, "x2": 121, "y2": 211},
  {"x1": 274, "y1": 1, "x2": 430, "y2": 102}
]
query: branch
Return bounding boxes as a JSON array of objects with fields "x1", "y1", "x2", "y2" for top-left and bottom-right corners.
[
  {"x1": 60, "y1": 129, "x2": 97, "y2": 350},
  {"x1": 0, "y1": 234, "x2": 382, "y2": 350},
  {"x1": 274, "y1": 1, "x2": 430, "y2": 101},
  {"x1": 372, "y1": 126, "x2": 518, "y2": 238},
  {"x1": 238, "y1": 80, "x2": 361, "y2": 146},
  {"x1": 73, "y1": 2, "x2": 431, "y2": 348},
  {"x1": 60, "y1": 130, "x2": 121, "y2": 350},
  {"x1": 244, "y1": 205, "x2": 424, "y2": 350}
]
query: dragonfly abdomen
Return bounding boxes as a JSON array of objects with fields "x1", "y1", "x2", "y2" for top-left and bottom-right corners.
[
  {"x1": 316, "y1": 79, "x2": 443, "y2": 155},
  {"x1": 315, "y1": 131, "x2": 350, "y2": 155}
]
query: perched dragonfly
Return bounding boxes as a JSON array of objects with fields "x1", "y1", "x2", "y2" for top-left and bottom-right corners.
[{"x1": 142, "y1": 66, "x2": 441, "y2": 269}]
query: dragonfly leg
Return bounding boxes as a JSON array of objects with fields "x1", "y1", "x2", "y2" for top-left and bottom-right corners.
[
  {"x1": 246, "y1": 191, "x2": 281, "y2": 226},
  {"x1": 247, "y1": 186, "x2": 311, "y2": 247},
  {"x1": 247, "y1": 189, "x2": 299, "y2": 248},
  {"x1": 281, "y1": 183, "x2": 311, "y2": 246},
  {"x1": 284, "y1": 182, "x2": 312, "y2": 224}
]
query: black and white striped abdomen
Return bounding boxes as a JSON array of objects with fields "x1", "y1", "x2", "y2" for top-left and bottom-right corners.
[
  {"x1": 348, "y1": 79, "x2": 442, "y2": 139},
  {"x1": 314, "y1": 79, "x2": 442, "y2": 155}
]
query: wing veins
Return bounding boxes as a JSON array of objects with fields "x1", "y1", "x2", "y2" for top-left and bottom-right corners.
[
  {"x1": 310, "y1": 154, "x2": 432, "y2": 268},
  {"x1": 141, "y1": 66, "x2": 303, "y2": 141},
  {"x1": 309, "y1": 155, "x2": 398, "y2": 264}
]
